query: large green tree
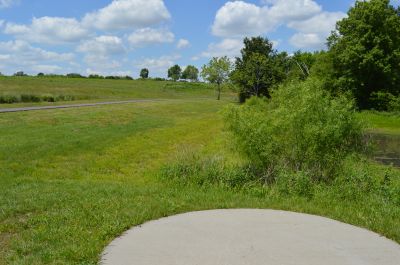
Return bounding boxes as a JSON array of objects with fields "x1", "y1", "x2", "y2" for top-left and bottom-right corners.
[
  {"x1": 201, "y1": 56, "x2": 233, "y2": 100},
  {"x1": 328, "y1": 0, "x2": 400, "y2": 109},
  {"x1": 231, "y1": 37, "x2": 287, "y2": 102},
  {"x1": 168, "y1": 65, "x2": 182, "y2": 81},
  {"x1": 181, "y1": 65, "x2": 199, "y2": 82}
]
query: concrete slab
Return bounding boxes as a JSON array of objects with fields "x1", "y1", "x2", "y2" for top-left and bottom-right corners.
[{"x1": 101, "y1": 209, "x2": 400, "y2": 265}]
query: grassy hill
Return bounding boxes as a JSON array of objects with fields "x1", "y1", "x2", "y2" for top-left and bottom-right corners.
[
  {"x1": 0, "y1": 78, "x2": 399, "y2": 264},
  {"x1": 0, "y1": 77, "x2": 229, "y2": 108}
]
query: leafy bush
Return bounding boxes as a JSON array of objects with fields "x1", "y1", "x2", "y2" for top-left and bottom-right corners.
[
  {"x1": 0, "y1": 94, "x2": 77, "y2": 104},
  {"x1": 369, "y1": 92, "x2": 400, "y2": 112},
  {"x1": 370, "y1": 91, "x2": 394, "y2": 111},
  {"x1": 21, "y1": 94, "x2": 42, "y2": 102},
  {"x1": 41, "y1": 95, "x2": 55, "y2": 102},
  {"x1": 389, "y1": 96, "x2": 400, "y2": 112},
  {"x1": 275, "y1": 170, "x2": 315, "y2": 198},
  {"x1": 0, "y1": 95, "x2": 19, "y2": 103},
  {"x1": 329, "y1": 157, "x2": 400, "y2": 205},
  {"x1": 223, "y1": 79, "x2": 364, "y2": 181}
]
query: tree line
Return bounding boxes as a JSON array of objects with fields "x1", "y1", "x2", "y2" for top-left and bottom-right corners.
[{"x1": 200, "y1": 0, "x2": 400, "y2": 111}]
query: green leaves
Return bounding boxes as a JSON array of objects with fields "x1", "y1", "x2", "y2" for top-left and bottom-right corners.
[
  {"x1": 181, "y1": 65, "x2": 199, "y2": 82},
  {"x1": 168, "y1": 65, "x2": 182, "y2": 81},
  {"x1": 328, "y1": 0, "x2": 400, "y2": 109},
  {"x1": 223, "y1": 79, "x2": 364, "y2": 181},
  {"x1": 231, "y1": 37, "x2": 287, "y2": 101},
  {"x1": 140, "y1": 68, "x2": 149, "y2": 79},
  {"x1": 201, "y1": 56, "x2": 233, "y2": 100}
]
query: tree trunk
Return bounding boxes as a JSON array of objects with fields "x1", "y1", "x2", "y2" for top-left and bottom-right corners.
[{"x1": 217, "y1": 83, "x2": 221, "y2": 100}]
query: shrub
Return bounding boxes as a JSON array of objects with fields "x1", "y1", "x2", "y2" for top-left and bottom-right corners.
[
  {"x1": 330, "y1": 157, "x2": 400, "y2": 205},
  {"x1": 369, "y1": 92, "x2": 400, "y2": 112},
  {"x1": 0, "y1": 95, "x2": 19, "y2": 104},
  {"x1": 223, "y1": 78, "x2": 364, "y2": 181},
  {"x1": 388, "y1": 96, "x2": 400, "y2": 112},
  {"x1": 41, "y1": 95, "x2": 55, "y2": 102},
  {"x1": 370, "y1": 91, "x2": 394, "y2": 111},
  {"x1": 0, "y1": 94, "x2": 78, "y2": 104},
  {"x1": 275, "y1": 170, "x2": 315, "y2": 198},
  {"x1": 20, "y1": 94, "x2": 41, "y2": 103}
]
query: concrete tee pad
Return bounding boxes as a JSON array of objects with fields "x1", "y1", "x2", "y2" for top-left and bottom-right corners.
[{"x1": 101, "y1": 209, "x2": 400, "y2": 265}]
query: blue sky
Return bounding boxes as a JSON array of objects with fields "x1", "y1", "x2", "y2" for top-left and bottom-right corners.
[{"x1": 0, "y1": 0, "x2": 390, "y2": 77}]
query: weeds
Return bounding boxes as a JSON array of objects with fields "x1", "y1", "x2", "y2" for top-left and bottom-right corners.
[{"x1": 0, "y1": 94, "x2": 77, "y2": 104}]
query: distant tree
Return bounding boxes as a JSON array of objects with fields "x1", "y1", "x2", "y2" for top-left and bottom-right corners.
[
  {"x1": 181, "y1": 65, "x2": 199, "y2": 82},
  {"x1": 140, "y1": 68, "x2": 149, "y2": 79},
  {"x1": 231, "y1": 37, "x2": 286, "y2": 102},
  {"x1": 14, "y1": 71, "x2": 27, "y2": 77},
  {"x1": 168, "y1": 65, "x2": 182, "y2": 81},
  {"x1": 37, "y1": 72, "x2": 45, "y2": 77},
  {"x1": 88, "y1": 74, "x2": 104, "y2": 79},
  {"x1": 328, "y1": 0, "x2": 400, "y2": 109},
  {"x1": 201, "y1": 56, "x2": 233, "y2": 100},
  {"x1": 67, "y1": 73, "x2": 84, "y2": 78}
]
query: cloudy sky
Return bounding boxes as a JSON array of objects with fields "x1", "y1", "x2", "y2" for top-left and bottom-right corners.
[{"x1": 0, "y1": 0, "x2": 375, "y2": 77}]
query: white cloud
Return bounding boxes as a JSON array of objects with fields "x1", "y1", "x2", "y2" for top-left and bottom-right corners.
[
  {"x1": 0, "y1": 0, "x2": 18, "y2": 8},
  {"x1": 289, "y1": 33, "x2": 323, "y2": 49},
  {"x1": 288, "y1": 12, "x2": 346, "y2": 49},
  {"x1": 76, "y1": 36, "x2": 127, "y2": 74},
  {"x1": 212, "y1": 0, "x2": 345, "y2": 50},
  {"x1": 35, "y1": 65, "x2": 63, "y2": 73},
  {"x1": 212, "y1": 1, "x2": 271, "y2": 38},
  {"x1": 83, "y1": 0, "x2": 171, "y2": 31},
  {"x1": 177, "y1": 39, "x2": 190, "y2": 49},
  {"x1": 127, "y1": 28, "x2": 174, "y2": 47},
  {"x1": 0, "y1": 40, "x2": 75, "y2": 74},
  {"x1": 0, "y1": 40, "x2": 74, "y2": 62},
  {"x1": 4, "y1": 17, "x2": 89, "y2": 44},
  {"x1": 77, "y1": 35, "x2": 126, "y2": 55},
  {"x1": 212, "y1": 0, "x2": 321, "y2": 38},
  {"x1": 288, "y1": 12, "x2": 346, "y2": 34},
  {"x1": 201, "y1": 38, "x2": 243, "y2": 58},
  {"x1": 266, "y1": 0, "x2": 321, "y2": 22}
]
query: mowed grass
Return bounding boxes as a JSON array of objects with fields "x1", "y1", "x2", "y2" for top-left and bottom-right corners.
[
  {"x1": 0, "y1": 99, "x2": 232, "y2": 264},
  {"x1": 0, "y1": 90, "x2": 399, "y2": 264},
  {"x1": 0, "y1": 77, "x2": 220, "y2": 108},
  {"x1": 359, "y1": 111, "x2": 400, "y2": 135}
]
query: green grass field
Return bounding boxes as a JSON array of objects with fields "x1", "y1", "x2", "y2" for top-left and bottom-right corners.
[
  {"x1": 359, "y1": 111, "x2": 400, "y2": 135},
  {"x1": 0, "y1": 78, "x2": 399, "y2": 264},
  {"x1": 0, "y1": 77, "x2": 222, "y2": 108}
]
